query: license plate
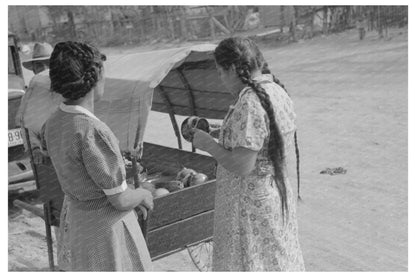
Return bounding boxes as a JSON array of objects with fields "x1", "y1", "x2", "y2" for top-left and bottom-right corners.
[{"x1": 8, "y1": 128, "x2": 24, "y2": 147}]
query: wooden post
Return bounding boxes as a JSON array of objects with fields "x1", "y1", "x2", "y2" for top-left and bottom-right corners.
[
  {"x1": 377, "y1": 6, "x2": 383, "y2": 39},
  {"x1": 180, "y1": 7, "x2": 188, "y2": 40},
  {"x1": 44, "y1": 202, "x2": 55, "y2": 271},
  {"x1": 206, "y1": 7, "x2": 216, "y2": 40},
  {"x1": 176, "y1": 70, "x2": 196, "y2": 116},
  {"x1": 159, "y1": 86, "x2": 182, "y2": 150},
  {"x1": 289, "y1": 6, "x2": 297, "y2": 42},
  {"x1": 280, "y1": 6, "x2": 285, "y2": 32},
  {"x1": 323, "y1": 6, "x2": 328, "y2": 34},
  {"x1": 67, "y1": 9, "x2": 77, "y2": 39},
  {"x1": 310, "y1": 7, "x2": 315, "y2": 36},
  {"x1": 139, "y1": 18, "x2": 145, "y2": 42},
  {"x1": 223, "y1": 13, "x2": 230, "y2": 30},
  {"x1": 108, "y1": 7, "x2": 114, "y2": 38},
  {"x1": 177, "y1": 69, "x2": 196, "y2": 152},
  {"x1": 168, "y1": 16, "x2": 175, "y2": 40}
]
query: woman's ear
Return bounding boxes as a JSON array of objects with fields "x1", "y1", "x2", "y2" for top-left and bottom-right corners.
[
  {"x1": 97, "y1": 66, "x2": 105, "y2": 81},
  {"x1": 229, "y1": 64, "x2": 237, "y2": 75}
]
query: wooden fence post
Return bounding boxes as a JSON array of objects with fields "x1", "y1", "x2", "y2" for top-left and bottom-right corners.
[
  {"x1": 323, "y1": 6, "x2": 328, "y2": 34},
  {"x1": 206, "y1": 7, "x2": 216, "y2": 40},
  {"x1": 209, "y1": 17, "x2": 216, "y2": 40},
  {"x1": 180, "y1": 8, "x2": 188, "y2": 40},
  {"x1": 310, "y1": 7, "x2": 315, "y2": 36},
  {"x1": 168, "y1": 15, "x2": 175, "y2": 40}
]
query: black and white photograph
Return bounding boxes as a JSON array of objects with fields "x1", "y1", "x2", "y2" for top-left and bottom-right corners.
[{"x1": 5, "y1": 3, "x2": 411, "y2": 272}]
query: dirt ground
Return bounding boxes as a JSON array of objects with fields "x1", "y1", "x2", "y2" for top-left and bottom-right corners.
[{"x1": 8, "y1": 27, "x2": 408, "y2": 271}]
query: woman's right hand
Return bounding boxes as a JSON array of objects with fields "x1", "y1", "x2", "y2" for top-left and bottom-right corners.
[
  {"x1": 137, "y1": 188, "x2": 154, "y2": 211},
  {"x1": 136, "y1": 188, "x2": 154, "y2": 220},
  {"x1": 108, "y1": 187, "x2": 154, "y2": 214}
]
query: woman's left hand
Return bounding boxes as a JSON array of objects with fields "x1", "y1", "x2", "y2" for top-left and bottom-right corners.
[{"x1": 192, "y1": 129, "x2": 215, "y2": 152}]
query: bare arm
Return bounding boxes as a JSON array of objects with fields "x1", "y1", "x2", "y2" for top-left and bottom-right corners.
[
  {"x1": 107, "y1": 187, "x2": 153, "y2": 212},
  {"x1": 208, "y1": 123, "x2": 222, "y2": 139},
  {"x1": 209, "y1": 127, "x2": 221, "y2": 139},
  {"x1": 193, "y1": 129, "x2": 258, "y2": 176}
]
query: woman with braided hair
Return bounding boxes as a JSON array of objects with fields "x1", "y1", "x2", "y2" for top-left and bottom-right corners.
[
  {"x1": 42, "y1": 41, "x2": 153, "y2": 271},
  {"x1": 192, "y1": 37, "x2": 305, "y2": 271}
]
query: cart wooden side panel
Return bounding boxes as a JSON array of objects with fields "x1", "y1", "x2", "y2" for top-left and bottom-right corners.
[
  {"x1": 147, "y1": 210, "x2": 214, "y2": 260},
  {"x1": 145, "y1": 180, "x2": 216, "y2": 259},
  {"x1": 32, "y1": 141, "x2": 217, "y2": 260},
  {"x1": 141, "y1": 142, "x2": 217, "y2": 179},
  {"x1": 139, "y1": 143, "x2": 217, "y2": 260}
]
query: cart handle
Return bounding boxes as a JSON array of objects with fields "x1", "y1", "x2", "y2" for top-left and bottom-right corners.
[{"x1": 13, "y1": 200, "x2": 44, "y2": 220}]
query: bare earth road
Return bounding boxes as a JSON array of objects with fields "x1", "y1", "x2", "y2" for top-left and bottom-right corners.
[{"x1": 8, "y1": 28, "x2": 408, "y2": 271}]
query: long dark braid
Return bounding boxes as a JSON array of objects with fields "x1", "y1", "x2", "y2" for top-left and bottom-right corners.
[
  {"x1": 238, "y1": 64, "x2": 289, "y2": 220},
  {"x1": 262, "y1": 62, "x2": 302, "y2": 201},
  {"x1": 214, "y1": 37, "x2": 289, "y2": 222}
]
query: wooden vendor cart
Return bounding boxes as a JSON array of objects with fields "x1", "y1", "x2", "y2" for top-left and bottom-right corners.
[{"x1": 15, "y1": 44, "x2": 237, "y2": 271}]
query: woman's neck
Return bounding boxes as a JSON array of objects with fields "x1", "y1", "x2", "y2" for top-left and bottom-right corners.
[
  {"x1": 231, "y1": 70, "x2": 262, "y2": 99},
  {"x1": 64, "y1": 91, "x2": 95, "y2": 114},
  {"x1": 231, "y1": 83, "x2": 246, "y2": 99}
]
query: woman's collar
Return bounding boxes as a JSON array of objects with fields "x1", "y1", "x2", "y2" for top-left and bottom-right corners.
[
  {"x1": 254, "y1": 73, "x2": 273, "y2": 83},
  {"x1": 236, "y1": 74, "x2": 274, "y2": 101},
  {"x1": 59, "y1": 103, "x2": 99, "y2": 121}
]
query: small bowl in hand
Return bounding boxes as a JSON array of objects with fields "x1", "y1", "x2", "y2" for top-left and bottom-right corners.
[{"x1": 181, "y1": 116, "x2": 210, "y2": 142}]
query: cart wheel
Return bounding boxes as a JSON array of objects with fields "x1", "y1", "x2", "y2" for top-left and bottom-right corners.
[{"x1": 187, "y1": 241, "x2": 213, "y2": 272}]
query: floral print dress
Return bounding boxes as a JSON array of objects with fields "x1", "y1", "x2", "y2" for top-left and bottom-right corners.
[{"x1": 212, "y1": 74, "x2": 305, "y2": 271}]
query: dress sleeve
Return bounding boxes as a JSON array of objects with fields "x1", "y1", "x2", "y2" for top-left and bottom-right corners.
[
  {"x1": 82, "y1": 127, "x2": 127, "y2": 196},
  {"x1": 230, "y1": 91, "x2": 268, "y2": 152}
]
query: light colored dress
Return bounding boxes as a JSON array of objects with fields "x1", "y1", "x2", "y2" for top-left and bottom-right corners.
[
  {"x1": 44, "y1": 103, "x2": 152, "y2": 271},
  {"x1": 212, "y1": 74, "x2": 305, "y2": 271}
]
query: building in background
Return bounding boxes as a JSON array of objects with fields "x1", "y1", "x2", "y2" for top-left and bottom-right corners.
[{"x1": 8, "y1": 6, "x2": 408, "y2": 47}]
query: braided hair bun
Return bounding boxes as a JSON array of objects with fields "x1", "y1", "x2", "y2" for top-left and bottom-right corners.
[{"x1": 49, "y1": 41, "x2": 106, "y2": 101}]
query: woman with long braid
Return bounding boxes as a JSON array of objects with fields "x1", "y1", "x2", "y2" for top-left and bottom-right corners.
[
  {"x1": 193, "y1": 37, "x2": 305, "y2": 271},
  {"x1": 42, "y1": 41, "x2": 153, "y2": 271},
  {"x1": 261, "y1": 61, "x2": 302, "y2": 201}
]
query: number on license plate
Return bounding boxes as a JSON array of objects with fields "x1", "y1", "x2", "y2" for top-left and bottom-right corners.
[{"x1": 8, "y1": 128, "x2": 24, "y2": 147}]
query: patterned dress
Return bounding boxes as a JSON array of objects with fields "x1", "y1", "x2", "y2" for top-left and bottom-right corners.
[
  {"x1": 44, "y1": 103, "x2": 152, "y2": 271},
  {"x1": 212, "y1": 74, "x2": 305, "y2": 271}
]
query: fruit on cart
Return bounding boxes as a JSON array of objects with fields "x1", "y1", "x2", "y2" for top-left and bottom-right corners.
[
  {"x1": 189, "y1": 173, "x2": 208, "y2": 186},
  {"x1": 176, "y1": 167, "x2": 209, "y2": 188},
  {"x1": 182, "y1": 174, "x2": 193, "y2": 188},
  {"x1": 153, "y1": 188, "x2": 170, "y2": 197},
  {"x1": 176, "y1": 167, "x2": 197, "y2": 187},
  {"x1": 154, "y1": 180, "x2": 184, "y2": 192},
  {"x1": 141, "y1": 181, "x2": 156, "y2": 194},
  {"x1": 176, "y1": 167, "x2": 197, "y2": 180}
]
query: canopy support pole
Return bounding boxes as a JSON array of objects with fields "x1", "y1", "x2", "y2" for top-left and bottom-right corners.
[
  {"x1": 177, "y1": 69, "x2": 197, "y2": 152},
  {"x1": 159, "y1": 86, "x2": 183, "y2": 150}
]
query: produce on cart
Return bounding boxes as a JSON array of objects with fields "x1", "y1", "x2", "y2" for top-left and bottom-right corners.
[{"x1": 21, "y1": 44, "x2": 239, "y2": 271}]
